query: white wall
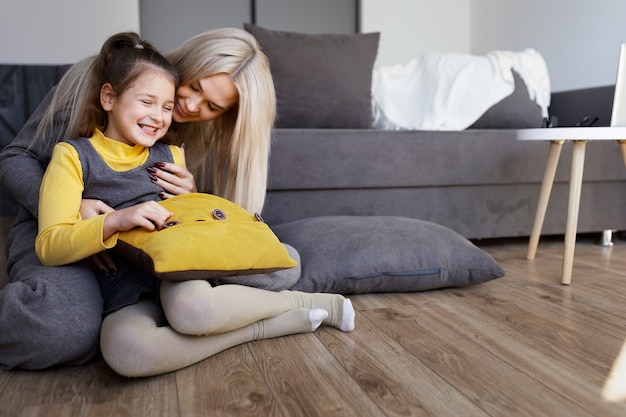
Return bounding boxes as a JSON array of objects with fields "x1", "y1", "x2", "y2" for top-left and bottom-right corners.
[
  {"x1": 363, "y1": 0, "x2": 626, "y2": 92},
  {"x1": 2, "y1": 0, "x2": 625, "y2": 91},
  {"x1": 471, "y1": 0, "x2": 626, "y2": 92},
  {"x1": 361, "y1": 0, "x2": 471, "y2": 68},
  {"x1": 0, "y1": 0, "x2": 139, "y2": 64}
]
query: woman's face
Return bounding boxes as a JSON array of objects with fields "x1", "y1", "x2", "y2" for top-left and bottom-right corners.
[{"x1": 173, "y1": 73, "x2": 239, "y2": 123}]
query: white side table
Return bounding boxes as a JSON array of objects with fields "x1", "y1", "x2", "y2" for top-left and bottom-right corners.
[{"x1": 516, "y1": 127, "x2": 626, "y2": 284}]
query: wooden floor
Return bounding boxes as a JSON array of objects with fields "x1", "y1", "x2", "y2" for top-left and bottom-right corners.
[{"x1": 1, "y1": 214, "x2": 626, "y2": 416}]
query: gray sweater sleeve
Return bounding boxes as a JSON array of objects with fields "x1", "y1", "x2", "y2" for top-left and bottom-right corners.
[{"x1": 0, "y1": 88, "x2": 56, "y2": 218}]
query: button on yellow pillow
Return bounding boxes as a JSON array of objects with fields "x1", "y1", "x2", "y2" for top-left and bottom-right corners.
[{"x1": 115, "y1": 193, "x2": 297, "y2": 281}]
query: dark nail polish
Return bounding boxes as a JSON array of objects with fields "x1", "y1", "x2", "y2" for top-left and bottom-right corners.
[
  {"x1": 155, "y1": 162, "x2": 166, "y2": 168},
  {"x1": 149, "y1": 174, "x2": 158, "y2": 182},
  {"x1": 147, "y1": 167, "x2": 157, "y2": 174}
]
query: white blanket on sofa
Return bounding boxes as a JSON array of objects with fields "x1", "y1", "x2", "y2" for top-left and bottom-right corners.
[{"x1": 371, "y1": 49, "x2": 551, "y2": 130}]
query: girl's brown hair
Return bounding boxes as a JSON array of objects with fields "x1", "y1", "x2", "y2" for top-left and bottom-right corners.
[{"x1": 33, "y1": 32, "x2": 177, "y2": 150}]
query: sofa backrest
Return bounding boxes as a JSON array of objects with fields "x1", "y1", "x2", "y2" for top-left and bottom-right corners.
[
  {"x1": 0, "y1": 64, "x2": 71, "y2": 214},
  {"x1": 549, "y1": 85, "x2": 614, "y2": 127}
]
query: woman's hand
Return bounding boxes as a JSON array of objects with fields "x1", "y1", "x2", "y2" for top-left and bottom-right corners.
[
  {"x1": 80, "y1": 199, "x2": 114, "y2": 220},
  {"x1": 149, "y1": 161, "x2": 197, "y2": 198},
  {"x1": 150, "y1": 143, "x2": 196, "y2": 198}
]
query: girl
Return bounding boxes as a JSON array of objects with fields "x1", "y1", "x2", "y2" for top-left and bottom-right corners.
[{"x1": 34, "y1": 32, "x2": 354, "y2": 378}]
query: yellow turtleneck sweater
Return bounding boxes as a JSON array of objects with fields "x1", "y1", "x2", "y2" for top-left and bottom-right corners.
[{"x1": 36, "y1": 129, "x2": 185, "y2": 266}]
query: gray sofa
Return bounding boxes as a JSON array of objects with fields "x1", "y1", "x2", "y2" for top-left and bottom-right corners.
[
  {"x1": 241, "y1": 23, "x2": 626, "y2": 240},
  {"x1": 1, "y1": 65, "x2": 625, "y2": 241},
  {"x1": 264, "y1": 85, "x2": 626, "y2": 239},
  {"x1": 4, "y1": 26, "x2": 624, "y2": 243}
]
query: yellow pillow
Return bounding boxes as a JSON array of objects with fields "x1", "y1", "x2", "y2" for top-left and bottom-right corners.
[{"x1": 115, "y1": 193, "x2": 297, "y2": 281}]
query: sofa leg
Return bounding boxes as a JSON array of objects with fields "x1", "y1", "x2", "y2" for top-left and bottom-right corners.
[{"x1": 598, "y1": 229, "x2": 618, "y2": 247}]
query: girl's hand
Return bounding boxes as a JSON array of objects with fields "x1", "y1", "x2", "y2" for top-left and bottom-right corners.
[
  {"x1": 80, "y1": 199, "x2": 117, "y2": 277},
  {"x1": 104, "y1": 201, "x2": 174, "y2": 239}
]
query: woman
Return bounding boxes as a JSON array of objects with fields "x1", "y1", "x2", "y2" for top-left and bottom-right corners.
[{"x1": 0, "y1": 28, "x2": 344, "y2": 372}]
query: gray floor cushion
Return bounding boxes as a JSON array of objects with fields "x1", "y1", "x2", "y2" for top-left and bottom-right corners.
[{"x1": 272, "y1": 216, "x2": 505, "y2": 294}]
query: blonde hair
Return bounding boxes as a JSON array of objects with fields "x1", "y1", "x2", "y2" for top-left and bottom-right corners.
[
  {"x1": 34, "y1": 28, "x2": 275, "y2": 214},
  {"x1": 32, "y1": 56, "x2": 101, "y2": 154},
  {"x1": 166, "y1": 28, "x2": 276, "y2": 213}
]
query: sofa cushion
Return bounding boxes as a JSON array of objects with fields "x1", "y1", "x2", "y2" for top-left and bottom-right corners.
[
  {"x1": 272, "y1": 216, "x2": 505, "y2": 294},
  {"x1": 244, "y1": 23, "x2": 379, "y2": 129},
  {"x1": 468, "y1": 71, "x2": 543, "y2": 129}
]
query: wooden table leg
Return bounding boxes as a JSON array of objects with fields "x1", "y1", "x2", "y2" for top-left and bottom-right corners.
[
  {"x1": 527, "y1": 140, "x2": 564, "y2": 260},
  {"x1": 561, "y1": 140, "x2": 586, "y2": 285}
]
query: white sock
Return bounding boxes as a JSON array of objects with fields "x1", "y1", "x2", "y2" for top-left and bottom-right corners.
[
  {"x1": 283, "y1": 291, "x2": 356, "y2": 332},
  {"x1": 340, "y1": 299, "x2": 356, "y2": 332},
  {"x1": 309, "y1": 309, "x2": 328, "y2": 331}
]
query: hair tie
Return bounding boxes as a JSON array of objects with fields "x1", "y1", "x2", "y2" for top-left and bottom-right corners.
[{"x1": 134, "y1": 44, "x2": 144, "y2": 50}]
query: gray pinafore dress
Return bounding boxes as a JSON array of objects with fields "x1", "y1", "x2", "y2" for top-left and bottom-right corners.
[{"x1": 66, "y1": 138, "x2": 174, "y2": 315}]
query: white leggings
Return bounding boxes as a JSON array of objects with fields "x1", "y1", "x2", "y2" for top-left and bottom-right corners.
[{"x1": 100, "y1": 282, "x2": 350, "y2": 377}]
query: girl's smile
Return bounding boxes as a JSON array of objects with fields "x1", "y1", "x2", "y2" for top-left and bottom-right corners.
[{"x1": 101, "y1": 69, "x2": 176, "y2": 147}]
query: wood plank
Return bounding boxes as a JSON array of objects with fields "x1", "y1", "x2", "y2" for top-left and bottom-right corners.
[
  {"x1": 0, "y1": 361, "x2": 180, "y2": 417},
  {"x1": 317, "y1": 308, "x2": 490, "y2": 417},
  {"x1": 0, "y1": 365, "x2": 92, "y2": 414},
  {"x1": 174, "y1": 344, "x2": 279, "y2": 417},
  {"x1": 357, "y1": 290, "x2": 619, "y2": 417},
  {"x1": 73, "y1": 362, "x2": 181, "y2": 417},
  {"x1": 247, "y1": 332, "x2": 383, "y2": 416},
  {"x1": 416, "y1": 289, "x2": 626, "y2": 417}
]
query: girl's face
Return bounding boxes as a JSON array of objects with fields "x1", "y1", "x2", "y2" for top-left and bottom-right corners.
[
  {"x1": 101, "y1": 70, "x2": 176, "y2": 147},
  {"x1": 173, "y1": 73, "x2": 239, "y2": 123}
]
